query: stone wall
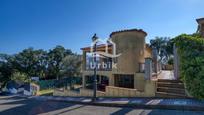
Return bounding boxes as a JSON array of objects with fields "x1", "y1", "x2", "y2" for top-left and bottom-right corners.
[
  {"x1": 54, "y1": 80, "x2": 156, "y2": 97},
  {"x1": 53, "y1": 88, "x2": 106, "y2": 97}
]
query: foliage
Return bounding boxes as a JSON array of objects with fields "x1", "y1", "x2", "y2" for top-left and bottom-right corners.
[
  {"x1": 13, "y1": 48, "x2": 47, "y2": 79},
  {"x1": 0, "y1": 45, "x2": 82, "y2": 89},
  {"x1": 150, "y1": 37, "x2": 174, "y2": 64},
  {"x1": 61, "y1": 55, "x2": 81, "y2": 77},
  {"x1": 167, "y1": 57, "x2": 174, "y2": 65},
  {"x1": 47, "y1": 45, "x2": 73, "y2": 79},
  {"x1": 174, "y1": 34, "x2": 204, "y2": 99},
  {"x1": 11, "y1": 72, "x2": 29, "y2": 82},
  {"x1": 60, "y1": 55, "x2": 81, "y2": 88},
  {"x1": 0, "y1": 54, "x2": 14, "y2": 89}
]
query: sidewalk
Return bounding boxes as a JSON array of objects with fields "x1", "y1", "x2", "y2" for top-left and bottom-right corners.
[{"x1": 32, "y1": 96, "x2": 204, "y2": 111}]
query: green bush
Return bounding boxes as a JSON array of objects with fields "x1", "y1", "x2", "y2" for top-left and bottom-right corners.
[
  {"x1": 167, "y1": 58, "x2": 174, "y2": 65},
  {"x1": 11, "y1": 72, "x2": 30, "y2": 82},
  {"x1": 174, "y1": 34, "x2": 204, "y2": 99}
]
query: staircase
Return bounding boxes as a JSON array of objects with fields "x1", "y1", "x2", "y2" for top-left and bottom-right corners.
[{"x1": 156, "y1": 79, "x2": 187, "y2": 98}]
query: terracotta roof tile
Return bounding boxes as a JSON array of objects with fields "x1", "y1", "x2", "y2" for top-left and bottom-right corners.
[{"x1": 110, "y1": 29, "x2": 147, "y2": 37}]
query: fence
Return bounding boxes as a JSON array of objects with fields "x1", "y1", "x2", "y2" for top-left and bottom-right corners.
[{"x1": 37, "y1": 77, "x2": 82, "y2": 90}]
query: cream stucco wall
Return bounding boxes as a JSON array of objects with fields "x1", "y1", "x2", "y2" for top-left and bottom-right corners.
[
  {"x1": 111, "y1": 31, "x2": 146, "y2": 73},
  {"x1": 134, "y1": 73, "x2": 145, "y2": 91}
]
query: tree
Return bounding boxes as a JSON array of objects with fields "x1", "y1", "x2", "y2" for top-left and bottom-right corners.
[
  {"x1": 0, "y1": 45, "x2": 80, "y2": 89},
  {"x1": 150, "y1": 37, "x2": 173, "y2": 64},
  {"x1": 0, "y1": 54, "x2": 14, "y2": 89},
  {"x1": 14, "y1": 48, "x2": 37, "y2": 77},
  {"x1": 61, "y1": 55, "x2": 81, "y2": 89},
  {"x1": 33, "y1": 49, "x2": 47, "y2": 79},
  {"x1": 47, "y1": 45, "x2": 73, "y2": 79},
  {"x1": 11, "y1": 72, "x2": 29, "y2": 82},
  {"x1": 61, "y1": 55, "x2": 81, "y2": 77},
  {"x1": 12, "y1": 48, "x2": 48, "y2": 80}
]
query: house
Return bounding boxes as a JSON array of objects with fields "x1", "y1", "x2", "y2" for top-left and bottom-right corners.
[
  {"x1": 53, "y1": 18, "x2": 204, "y2": 98},
  {"x1": 78, "y1": 29, "x2": 161, "y2": 97}
]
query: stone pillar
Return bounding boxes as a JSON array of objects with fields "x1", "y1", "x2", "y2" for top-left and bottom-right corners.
[
  {"x1": 152, "y1": 48, "x2": 158, "y2": 73},
  {"x1": 145, "y1": 58, "x2": 152, "y2": 80},
  {"x1": 82, "y1": 51, "x2": 86, "y2": 70},
  {"x1": 173, "y1": 44, "x2": 179, "y2": 80}
]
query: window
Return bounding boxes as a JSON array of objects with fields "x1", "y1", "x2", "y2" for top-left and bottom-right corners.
[{"x1": 114, "y1": 74, "x2": 134, "y2": 88}]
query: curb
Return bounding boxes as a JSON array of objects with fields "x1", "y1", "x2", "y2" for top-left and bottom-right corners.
[{"x1": 47, "y1": 98, "x2": 204, "y2": 111}]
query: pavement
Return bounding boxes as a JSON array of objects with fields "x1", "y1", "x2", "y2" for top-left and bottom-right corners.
[
  {"x1": 32, "y1": 96, "x2": 204, "y2": 111},
  {"x1": 157, "y1": 70, "x2": 175, "y2": 80},
  {"x1": 1, "y1": 95, "x2": 204, "y2": 115}
]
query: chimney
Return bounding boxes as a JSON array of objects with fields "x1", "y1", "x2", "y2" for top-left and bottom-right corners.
[{"x1": 196, "y1": 18, "x2": 204, "y2": 38}]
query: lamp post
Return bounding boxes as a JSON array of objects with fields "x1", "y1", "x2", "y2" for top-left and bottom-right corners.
[{"x1": 92, "y1": 33, "x2": 98, "y2": 102}]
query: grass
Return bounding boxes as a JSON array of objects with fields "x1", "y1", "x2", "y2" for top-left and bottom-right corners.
[{"x1": 38, "y1": 89, "x2": 54, "y2": 96}]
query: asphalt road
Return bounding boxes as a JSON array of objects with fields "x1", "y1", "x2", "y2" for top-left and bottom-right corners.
[{"x1": 0, "y1": 95, "x2": 204, "y2": 115}]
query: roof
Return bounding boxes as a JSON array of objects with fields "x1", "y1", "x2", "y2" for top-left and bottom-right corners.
[
  {"x1": 110, "y1": 29, "x2": 147, "y2": 37},
  {"x1": 196, "y1": 18, "x2": 204, "y2": 23}
]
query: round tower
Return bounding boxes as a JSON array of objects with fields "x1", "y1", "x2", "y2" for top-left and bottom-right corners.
[{"x1": 110, "y1": 29, "x2": 147, "y2": 73}]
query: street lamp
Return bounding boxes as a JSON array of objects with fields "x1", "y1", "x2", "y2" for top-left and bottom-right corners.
[{"x1": 92, "y1": 33, "x2": 98, "y2": 102}]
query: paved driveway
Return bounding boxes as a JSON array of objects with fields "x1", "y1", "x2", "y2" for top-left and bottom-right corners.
[{"x1": 1, "y1": 95, "x2": 204, "y2": 115}]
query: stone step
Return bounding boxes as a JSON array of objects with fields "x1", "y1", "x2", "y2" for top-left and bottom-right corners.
[
  {"x1": 157, "y1": 82, "x2": 185, "y2": 89},
  {"x1": 157, "y1": 87, "x2": 185, "y2": 95},
  {"x1": 156, "y1": 92, "x2": 187, "y2": 98},
  {"x1": 157, "y1": 79, "x2": 182, "y2": 83}
]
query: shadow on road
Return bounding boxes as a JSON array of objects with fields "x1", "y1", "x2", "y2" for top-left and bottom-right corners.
[
  {"x1": 0, "y1": 96, "x2": 77, "y2": 115},
  {"x1": 110, "y1": 108, "x2": 134, "y2": 115}
]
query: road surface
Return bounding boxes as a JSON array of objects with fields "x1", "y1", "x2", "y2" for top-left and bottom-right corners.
[{"x1": 0, "y1": 95, "x2": 204, "y2": 115}]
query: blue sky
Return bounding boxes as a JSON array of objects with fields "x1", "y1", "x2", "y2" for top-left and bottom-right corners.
[{"x1": 0, "y1": 0, "x2": 203, "y2": 54}]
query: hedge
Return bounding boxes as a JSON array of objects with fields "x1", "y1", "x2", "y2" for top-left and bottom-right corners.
[{"x1": 174, "y1": 34, "x2": 204, "y2": 99}]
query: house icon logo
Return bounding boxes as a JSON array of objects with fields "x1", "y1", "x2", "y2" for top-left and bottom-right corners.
[{"x1": 90, "y1": 38, "x2": 121, "y2": 58}]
